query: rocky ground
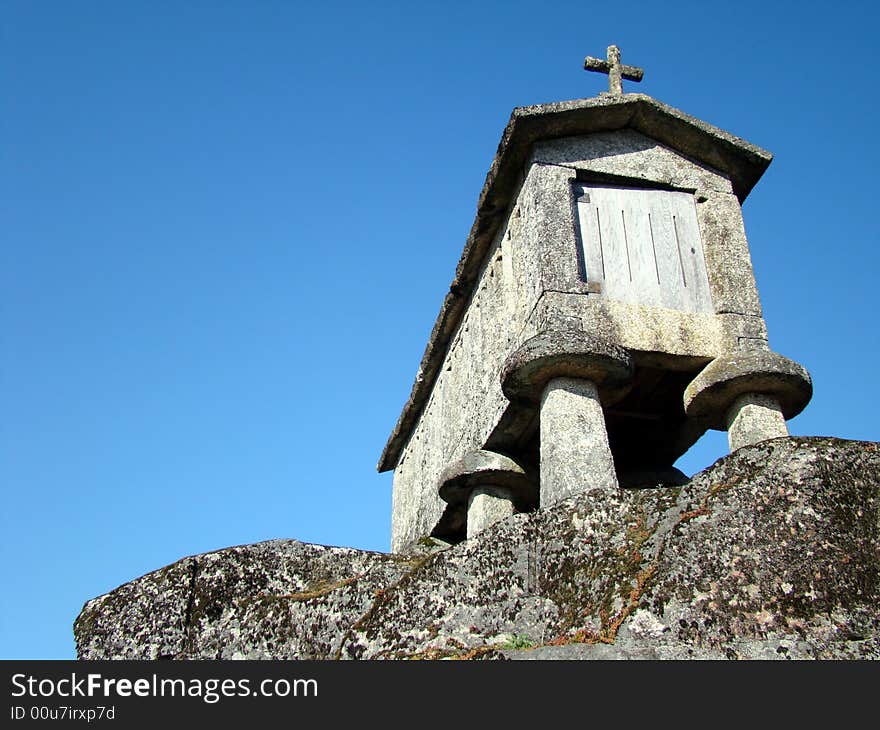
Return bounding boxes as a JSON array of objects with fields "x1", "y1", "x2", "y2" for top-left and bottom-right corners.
[{"x1": 75, "y1": 437, "x2": 880, "y2": 660}]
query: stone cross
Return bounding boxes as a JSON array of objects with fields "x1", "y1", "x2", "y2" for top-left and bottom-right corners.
[{"x1": 584, "y1": 45, "x2": 644, "y2": 95}]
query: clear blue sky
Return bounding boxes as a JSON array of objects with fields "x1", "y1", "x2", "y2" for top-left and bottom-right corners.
[{"x1": 2, "y1": 1, "x2": 878, "y2": 659}]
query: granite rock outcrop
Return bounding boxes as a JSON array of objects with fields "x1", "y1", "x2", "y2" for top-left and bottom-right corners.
[{"x1": 75, "y1": 437, "x2": 880, "y2": 660}]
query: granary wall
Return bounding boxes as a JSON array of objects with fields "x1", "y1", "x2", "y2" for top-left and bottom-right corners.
[
  {"x1": 527, "y1": 131, "x2": 769, "y2": 354},
  {"x1": 391, "y1": 129, "x2": 772, "y2": 550},
  {"x1": 390, "y1": 177, "x2": 544, "y2": 550}
]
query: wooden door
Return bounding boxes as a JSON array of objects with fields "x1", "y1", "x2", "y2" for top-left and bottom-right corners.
[{"x1": 575, "y1": 185, "x2": 713, "y2": 313}]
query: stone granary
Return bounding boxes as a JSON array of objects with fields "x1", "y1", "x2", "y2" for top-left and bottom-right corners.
[{"x1": 378, "y1": 47, "x2": 812, "y2": 552}]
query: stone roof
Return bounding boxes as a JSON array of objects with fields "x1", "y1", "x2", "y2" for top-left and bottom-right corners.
[{"x1": 378, "y1": 93, "x2": 773, "y2": 473}]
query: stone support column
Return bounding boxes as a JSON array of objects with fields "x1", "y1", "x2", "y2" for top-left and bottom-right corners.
[
  {"x1": 684, "y1": 351, "x2": 812, "y2": 454},
  {"x1": 467, "y1": 487, "x2": 516, "y2": 539},
  {"x1": 540, "y1": 377, "x2": 618, "y2": 507},
  {"x1": 725, "y1": 393, "x2": 788, "y2": 451},
  {"x1": 437, "y1": 450, "x2": 534, "y2": 541},
  {"x1": 501, "y1": 330, "x2": 633, "y2": 510}
]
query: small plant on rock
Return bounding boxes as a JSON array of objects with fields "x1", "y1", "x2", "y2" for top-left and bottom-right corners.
[{"x1": 502, "y1": 634, "x2": 534, "y2": 650}]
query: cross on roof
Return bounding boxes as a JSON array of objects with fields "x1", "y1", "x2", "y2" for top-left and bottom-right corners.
[{"x1": 584, "y1": 45, "x2": 644, "y2": 95}]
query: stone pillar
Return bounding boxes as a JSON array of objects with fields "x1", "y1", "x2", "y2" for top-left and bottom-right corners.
[
  {"x1": 501, "y1": 330, "x2": 633, "y2": 510},
  {"x1": 726, "y1": 393, "x2": 788, "y2": 451},
  {"x1": 437, "y1": 450, "x2": 534, "y2": 542},
  {"x1": 540, "y1": 377, "x2": 618, "y2": 507},
  {"x1": 684, "y1": 351, "x2": 812, "y2": 454},
  {"x1": 467, "y1": 487, "x2": 516, "y2": 539}
]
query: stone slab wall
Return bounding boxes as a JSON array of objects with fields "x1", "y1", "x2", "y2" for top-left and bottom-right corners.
[
  {"x1": 390, "y1": 178, "x2": 542, "y2": 550},
  {"x1": 530, "y1": 131, "x2": 768, "y2": 350}
]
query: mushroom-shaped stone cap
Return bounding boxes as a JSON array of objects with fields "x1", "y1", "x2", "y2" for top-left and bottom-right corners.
[
  {"x1": 501, "y1": 330, "x2": 633, "y2": 404},
  {"x1": 684, "y1": 351, "x2": 812, "y2": 426},
  {"x1": 437, "y1": 450, "x2": 533, "y2": 508}
]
